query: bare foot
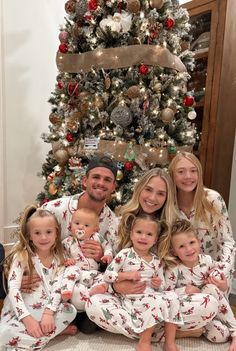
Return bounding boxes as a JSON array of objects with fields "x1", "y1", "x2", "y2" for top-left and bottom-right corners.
[
  {"x1": 176, "y1": 328, "x2": 203, "y2": 338},
  {"x1": 61, "y1": 291, "x2": 73, "y2": 301},
  {"x1": 60, "y1": 324, "x2": 78, "y2": 336},
  {"x1": 164, "y1": 343, "x2": 180, "y2": 351},
  {"x1": 89, "y1": 283, "x2": 108, "y2": 296},
  {"x1": 135, "y1": 341, "x2": 152, "y2": 351}
]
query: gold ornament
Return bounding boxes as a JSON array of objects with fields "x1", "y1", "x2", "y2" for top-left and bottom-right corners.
[
  {"x1": 104, "y1": 77, "x2": 111, "y2": 90},
  {"x1": 153, "y1": 83, "x2": 162, "y2": 93},
  {"x1": 48, "y1": 183, "x2": 58, "y2": 195},
  {"x1": 127, "y1": 85, "x2": 140, "y2": 99},
  {"x1": 49, "y1": 112, "x2": 61, "y2": 125},
  {"x1": 127, "y1": 0, "x2": 141, "y2": 13},
  {"x1": 160, "y1": 108, "x2": 175, "y2": 123},
  {"x1": 72, "y1": 23, "x2": 82, "y2": 37},
  {"x1": 94, "y1": 95, "x2": 105, "y2": 110},
  {"x1": 116, "y1": 169, "x2": 124, "y2": 181},
  {"x1": 54, "y1": 149, "x2": 69, "y2": 166},
  {"x1": 180, "y1": 40, "x2": 190, "y2": 51},
  {"x1": 79, "y1": 102, "x2": 89, "y2": 115},
  {"x1": 149, "y1": 0, "x2": 164, "y2": 9},
  {"x1": 66, "y1": 117, "x2": 79, "y2": 132},
  {"x1": 71, "y1": 111, "x2": 83, "y2": 121},
  {"x1": 79, "y1": 91, "x2": 91, "y2": 99}
]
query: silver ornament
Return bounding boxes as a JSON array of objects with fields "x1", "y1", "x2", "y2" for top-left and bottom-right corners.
[
  {"x1": 111, "y1": 105, "x2": 133, "y2": 127},
  {"x1": 188, "y1": 111, "x2": 197, "y2": 120},
  {"x1": 75, "y1": 0, "x2": 88, "y2": 19}
]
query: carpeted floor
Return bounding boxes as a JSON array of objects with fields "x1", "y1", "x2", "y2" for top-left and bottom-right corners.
[{"x1": 46, "y1": 330, "x2": 230, "y2": 351}]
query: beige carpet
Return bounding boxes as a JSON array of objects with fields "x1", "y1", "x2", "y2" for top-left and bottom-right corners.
[{"x1": 46, "y1": 330, "x2": 230, "y2": 351}]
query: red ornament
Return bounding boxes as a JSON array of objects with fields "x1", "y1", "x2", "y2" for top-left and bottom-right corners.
[
  {"x1": 83, "y1": 14, "x2": 93, "y2": 21},
  {"x1": 124, "y1": 161, "x2": 134, "y2": 171},
  {"x1": 183, "y1": 95, "x2": 195, "y2": 107},
  {"x1": 66, "y1": 133, "x2": 74, "y2": 142},
  {"x1": 57, "y1": 80, "x2": 64, "y2": 89},
  {"x1": 165, "y1": 17, "x2": 175, "y2": 29},
  {"x1": 68, "y1": 81, "x2": 79, "y2": 96},
  {"x1": 139, "y1": 64, "x2": 149, "y2": 75},
  {"x1": 59, "y1": 43, "x2": 68, "y2": 54},
  {"x1": 88, "y1": 0, "x2": 97, "y2": 11}
]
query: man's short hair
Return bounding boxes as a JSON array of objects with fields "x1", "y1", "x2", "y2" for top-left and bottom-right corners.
[{"x1": 86, "y1": 155, "x2": 117, "y2": 179}]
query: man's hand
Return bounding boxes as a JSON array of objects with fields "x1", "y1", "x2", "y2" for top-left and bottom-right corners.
[
  {"x1": 21, "y1": 273, "x2": 41, "y2": 293},
  {"x1": 80, "y1": 240, "x2": 103, "y2": 261},
  {"x1": 64, "y1": 258, "x2": 76, "y2": 266},
  {"x1": 185, "y1": 284, "x2": 201, "y2": 294},
  {"x1": 40, "y1": 309, "x2": 55, "y2": 335},
  {"x1": 22, "y1": 315, "x2": 44, "y2": 338},
  {"x1": 113, "y1": 280, "x2": 146, "y2": 295}
]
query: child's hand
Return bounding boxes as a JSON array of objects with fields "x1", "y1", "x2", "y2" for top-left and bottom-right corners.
[
  {"x1": 207, "y1": 272, "x2": 228, "y2": 292},
  {"x1": 40, "y1": 309, "x2": 55, "y2": 335},
  {"x1": 185, "y1": 284, "x2": 201, "y2": 294},
  {"x1": 151, "y1": 275, "x2": 162, "y2": 289},
  {"x1": 22, "y1": 315, "x2": 44, "y2": 338},
  {"x1": 129, "y1": 271, "x2": 141, "y2": 281},
  {"x1": 64, "y1": 258, "x2": 76, "y2": 266},
  {"x1": 101, "y1": 255, "x2": 113, "y2": 264}
]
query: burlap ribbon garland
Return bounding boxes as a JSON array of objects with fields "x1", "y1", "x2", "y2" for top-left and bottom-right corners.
[{"x1": 56, "y1": 45, "x2": 186, "y2": 73}]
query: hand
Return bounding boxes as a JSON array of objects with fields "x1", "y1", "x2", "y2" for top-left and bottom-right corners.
[
  {"x1": 113, "y1": 280, "x2": 145, "y2": 295},
  {"x1": 151, "y1": 275, "x2": 162, "y2": 289},
  {"x1": 129, "y1": 271, "x2": 141, "y2": 281},
  {"x1": 80, "y1": 240, "x2": 103, "y2": 262},
  {"x1": 229, "y1": 336, "x2": 236, "y2": 351},
  {"x1": 21, "y1": 273, "x2": 41, "y2": 293},
  {"x1": 40, "y1": 309, "x2": 55, "y2": 335},
  {"x1": 185, "y1": 284, "x2": 201, "y2": 294},
  {"x1": 22, "y1": 315, "x2": 44, "y2": 338},
  {"x1": 206, "y1": 272, "x2": 228, "y2": 292},
  {"x1": 101, "y1": 255, "x2": 113, "y2": 264},
  {"x1": 64, "y1": 258, "x2": 76, "y2": 266}
]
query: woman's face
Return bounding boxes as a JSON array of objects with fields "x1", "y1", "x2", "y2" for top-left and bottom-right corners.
[
  {"x1": 139, "y1": 176, "x2": 167, "y2": 214},
  {"x1": 173, "y1": 158, "x2": 198, "y2": 193}
]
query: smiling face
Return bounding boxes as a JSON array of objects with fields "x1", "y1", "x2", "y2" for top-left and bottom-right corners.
[
  {"x1": 130, "y1": 218, "x2": 159, "y2": 256},
  {"x1": 173, "y1": 157, "x2": 198, "y2": 193},
  {"x1": 171, "y1": 231, "x2": 200, "y2": 267},
  {"x1": 138, "y1": 176, "x2": 167, "y2": 214},
  {"x1": 29, "y1": 216, "x2": 58, "y2": 255},
  {"x1": 82, "y1": 167, "x2": 116, "y2": 203}
]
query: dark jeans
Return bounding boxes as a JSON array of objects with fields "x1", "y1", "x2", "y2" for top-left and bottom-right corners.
[{"x1": 73, "y1": 312, "x2": 99, "y2": 334}]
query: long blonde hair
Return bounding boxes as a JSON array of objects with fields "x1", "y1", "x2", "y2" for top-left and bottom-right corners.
[
  {"x1": 4, "y1": 205, "x2": 65, "y2": 280},
  {"x1": 117, "y1": 168, "x2": 177, "y2": 226},
  {"x1": 118, "y1": 212, "x2": 169, "y2": 256},
  {"x1": 169, "y1": 152, "x2": 218, "y2": 225},
  {"x1": 158, "y1": 219, "x2": 195, "y2": 267}
]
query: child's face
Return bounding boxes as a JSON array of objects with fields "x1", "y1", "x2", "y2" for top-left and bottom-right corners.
[
  {"x1": 29, "y1": 217, "x2": 57, "y2": 255},
  {"x1": 171, "y1": 231, "x2": 200, "y2": 267},
  {"x1": 130, "y1": 218, "x2": 158, "y2": 256},
  {"x1": 71, "y1": 211, "x2": 98, "y2": 240},
  {"x1": 173, "y1": 158, "x2": 198, "y2": 193}
]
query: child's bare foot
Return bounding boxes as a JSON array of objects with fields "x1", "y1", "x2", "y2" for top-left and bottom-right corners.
[
  {"x1": 176, "y1": 328, "x2": 203, "y2": 338},
  {"x1": 60, "y1": 324, "x2": 78, "y2": 335},
  {"x1": 89, "y1": 283, "x2": 108, "y2": 296},
  {"x1": 135, "y1": 341, "x2": 152, "y2": 351},
  {"x1": 61, "y1": 291, "x2": 73, "y2": 301},
  {"x1": 164, "y1": 343, "x2": 180, "y2": 351}
]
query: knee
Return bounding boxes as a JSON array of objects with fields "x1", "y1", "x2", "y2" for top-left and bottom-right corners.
[{"x1": 204, "y1": 320, "x2": 230, "y2": 343}]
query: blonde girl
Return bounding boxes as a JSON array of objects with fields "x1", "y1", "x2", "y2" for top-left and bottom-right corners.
[
  {"x1": 168, "y1": 152, "x2": 235, "y2": 289},
  {"x1": 0, "y1": 205, "x2": 77, "y2": 351},
  {"x1": 103, "y1": 213, "x2": 183, "y2": 351}
]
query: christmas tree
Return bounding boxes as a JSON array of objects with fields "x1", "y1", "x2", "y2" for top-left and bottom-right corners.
[{"x1": 37, "y1": 0, "x2": 197, "y2": 209}]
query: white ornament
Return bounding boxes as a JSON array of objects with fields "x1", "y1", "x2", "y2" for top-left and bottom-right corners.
[
  {"x1": 188, "y1": 111, "x2": 197, "y2": 120},
  {"x1": 99, "y1": 11, "x2": 132, "y2": 33}
]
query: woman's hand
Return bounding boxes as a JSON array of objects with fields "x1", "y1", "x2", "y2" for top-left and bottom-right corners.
[
  {"x1": 151, "y1": 275, "x2": 162, "y2": 289},
  {"x1": 40, "y1": 309, "x2": 55, "y2": 335},
  {"x1": 113, "y1": 280, "x2": 146, "y2": 295},
  {"x1": 22, "y1": 315, "x2": 44, "y2": 338},
  {"x1": 80, "y1": 240, "x2": 103, "y2": 262},
  {"x1": 185, "y1": 284, "x2": 201, "y2": 294},
  {"x1": 206, "y1": 272, "x2": 228, "y2": 292},
  {"x1": 21, "y1": 273, "x2": 41, "y2": 293}
]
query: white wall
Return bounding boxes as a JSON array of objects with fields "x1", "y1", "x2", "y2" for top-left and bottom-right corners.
[{"x1": 0, "y1": 0, "x2": 65, "y2": 242}]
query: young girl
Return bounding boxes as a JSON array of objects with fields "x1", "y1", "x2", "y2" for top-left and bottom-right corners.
[
  {"x1": 103, "y1": 213, "x2": 183, "y2": 351},
  {"x1": 159, "y1": 219, "x2": 236, "y2": 351},
  {"x1": 0, "y1": 205, "x2": 77, "y2": 351}
]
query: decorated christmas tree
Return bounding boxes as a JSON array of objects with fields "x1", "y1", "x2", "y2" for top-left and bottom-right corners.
[{"x1": 37, "y1": 0, "x2": 197, "y2": 209}]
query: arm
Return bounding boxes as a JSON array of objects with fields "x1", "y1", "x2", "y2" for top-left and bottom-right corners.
[
  {"x1": 164, "y1": 266, "x2": 189, "y2": 296},
  {"x1": 96, "y1": 233, "x2": 113, "y2": 264}
]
